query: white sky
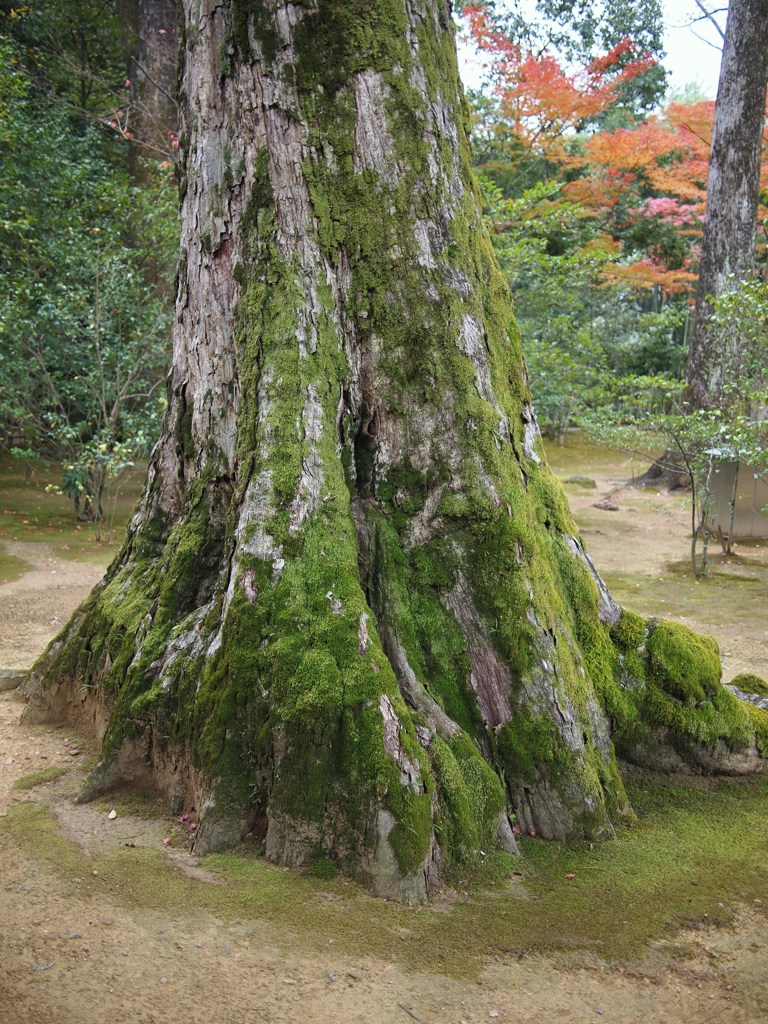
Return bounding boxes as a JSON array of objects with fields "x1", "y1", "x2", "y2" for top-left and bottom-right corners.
[
  {"x1": 458, "y1": 0, "x2": 727, "y2": 102},
  {"x1": 663, "y1": 0, "x2": 724, "y2": 98}
]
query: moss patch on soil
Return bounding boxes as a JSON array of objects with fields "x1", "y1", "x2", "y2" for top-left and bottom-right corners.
[
  {"x1": 12, "y1": 765, "x2": 69, "y2": 790},
  {"x1": 0, "y1": 545, "x2": 33, "y2": 583},
  {"x1": 0, "y1": 456, "x2": 145, "y2": 566},
  {"x1": 731, "y1": 673, "x2": 768, "y2": 698},
  {"x1": 3, "y1": 772, "x2": 767, "y2": 976}
]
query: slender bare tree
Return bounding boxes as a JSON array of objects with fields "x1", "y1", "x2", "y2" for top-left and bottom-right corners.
[{"x1": 686, "y1": 0, "x2": 768, "y2": 409}]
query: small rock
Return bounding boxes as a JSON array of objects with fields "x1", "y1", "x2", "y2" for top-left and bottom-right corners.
[
  {"x1": 592, "y1": 501, "x2": 620, "y2": 511},
  {"x1": 565, "y1": 476, "x2": 597, "y2": 488},
  {"x1": 328, "y1": 972, "x2": 339, "y2": 982},
  {"x1": 160, "y1": 977, "x2": 168, "y2": 985},
  {"x1": 107, "y1": 809, "x2": 117, "y2": 820}
]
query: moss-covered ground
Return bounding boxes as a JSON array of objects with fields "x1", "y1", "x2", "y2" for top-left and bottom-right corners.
[
  {"x1": 0, "y1": 455, "x2": 145, "y2": 566},
  {"x1": 2, "y1": 771, "x2": 767, "y2": 977},
  {"x1": 12, "y1": 764, "x2": 69, "y2": 790}
]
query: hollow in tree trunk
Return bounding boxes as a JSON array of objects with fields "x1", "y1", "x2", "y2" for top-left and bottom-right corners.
[{"x1": 22, "y1": 0, "x2": 768, "y2": 902}]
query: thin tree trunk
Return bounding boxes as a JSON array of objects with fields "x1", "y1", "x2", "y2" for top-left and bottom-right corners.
[
  {"x1": 119, "y1": 0, "x2": 179, "y2": 170},
  {"x1": 727, "y1": 459, "x2": 740, "y2": 553},
  {"x1": 22, "y1": 0, "x2": 767, "y2": 901},
  {"x1": 685, "y1": 0, "x2": 768, "y2": 410}
]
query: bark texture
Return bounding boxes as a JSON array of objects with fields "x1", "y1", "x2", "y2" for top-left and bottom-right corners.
[
  {"x1": 685, "y1": 0, "x2": 768, "y2": 409},
  {"x1": 23, "y1": 0, "x2": 768, "y2": 901},
  {"x1": 119, "y1": 0, "x2": 180, "y2": 166}
]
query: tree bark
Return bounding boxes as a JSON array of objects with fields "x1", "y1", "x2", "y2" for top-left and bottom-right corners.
[
  {"x1": 22, "y1": 0, "x2": 767, "y2": 901},
  {"x1": 685, "y1": 0, "x2": 768, "y2": 410},
  {"x1": 118, "y1": 0, "x2": 179, "y2": 167}
]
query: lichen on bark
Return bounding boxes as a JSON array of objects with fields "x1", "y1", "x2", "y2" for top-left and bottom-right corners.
[{"x1": 22, "y1": 0, "x2": 767, "y2": 901}]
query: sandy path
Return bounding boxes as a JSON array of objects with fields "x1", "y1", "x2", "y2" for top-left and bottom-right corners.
[{"x1": 0, "y1": 541, "x2": 104, "y2": 671}]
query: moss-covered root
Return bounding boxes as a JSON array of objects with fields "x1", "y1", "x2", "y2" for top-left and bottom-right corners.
[{"x1": 609, "y1": 614, "x2": 768, "y2": 773}]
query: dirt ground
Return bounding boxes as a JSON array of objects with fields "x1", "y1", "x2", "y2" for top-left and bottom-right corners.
[{"x1": 1, "y1": 453, "x2": 767, "y2": 1024}]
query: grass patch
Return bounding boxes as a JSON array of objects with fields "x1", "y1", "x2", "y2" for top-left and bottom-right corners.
[
  {"x1": 602, "y1": 568, "x2": 768, "y2": 641},
  {"x1": 3, "y1": 773, "x2": 768, "y2": 976},
  {"x1": 0, "y1": 544, "x2": 33, "y2": 584},
  {"x1": 0, "y1": 455, "x2": 144, "y2": 565},
  {"x1": 543, "y1": 435, "x2": 653, "y2": 481},
  {"x1": 13, "y1": 765, "x2": 69, "y2": 790}
]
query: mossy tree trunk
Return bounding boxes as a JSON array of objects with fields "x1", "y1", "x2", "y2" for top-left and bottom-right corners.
[{"x1": 23, "y1": 0, "x2": 768, "y2": 902}]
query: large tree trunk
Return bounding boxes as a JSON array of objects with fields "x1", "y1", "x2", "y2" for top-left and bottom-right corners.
[
  {"x1": 685, "y1": 0, "x2": 768, "y2": 409},
  {"x1": 22, "y1": 0, "x2": 767, "y2": 902}
]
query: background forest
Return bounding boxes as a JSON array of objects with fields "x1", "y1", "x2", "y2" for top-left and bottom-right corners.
[{"x1": 1, "y1": 0, "x2": 766, "y2": 533}]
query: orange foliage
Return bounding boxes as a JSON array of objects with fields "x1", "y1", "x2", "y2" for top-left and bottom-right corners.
[
  {"x1": 464, "y1": 4, "x2": 655, "y2": 160},
  {"x1": 464, "y1": 5, "x2": 768, "y2": 297},
  {"x1": 601, "y1": 259, "x2": 698, "y2": 293},
  {"x1": 584, "y1": 103, "x2": 713, "y2": 202}
]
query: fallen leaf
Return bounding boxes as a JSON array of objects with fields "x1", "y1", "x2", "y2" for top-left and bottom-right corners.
[
  {"x1": 564, "y1": 872, "x2": 576, "y2": 879},
  {"x1": 162, "y1": 837, "x2": 171, "y2": 846}
]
